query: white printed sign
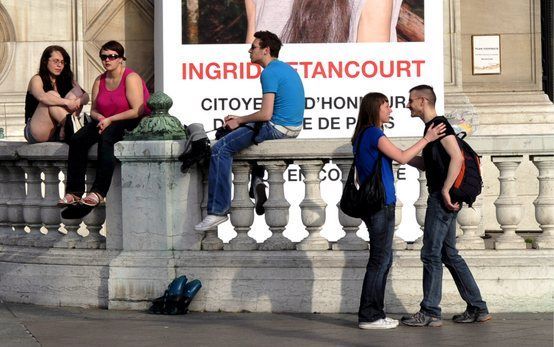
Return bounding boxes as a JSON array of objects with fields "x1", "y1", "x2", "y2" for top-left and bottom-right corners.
[{"x1": 155, "y1": 0, "x2": 443, "y2": 242}]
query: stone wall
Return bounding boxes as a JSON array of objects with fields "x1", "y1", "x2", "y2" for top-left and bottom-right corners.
[{"x1": 0, "y1": 0, "x2": 154, "y2": 140}]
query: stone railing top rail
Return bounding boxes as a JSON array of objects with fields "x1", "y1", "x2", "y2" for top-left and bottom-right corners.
[
  {"x1": 1, "y1": 133, "x2": 553, "y2": 161},
  {"x1": 233, "y1": 134, "x2": 554, "y2": 160}
]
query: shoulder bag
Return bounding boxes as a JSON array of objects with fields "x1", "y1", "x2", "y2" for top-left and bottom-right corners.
[{"x1": 339, "y1": 127, "x2": 386, "y2": 218}]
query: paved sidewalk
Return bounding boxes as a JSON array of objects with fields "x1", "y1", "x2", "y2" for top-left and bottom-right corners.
[{"x1": 0, "y1": 301, "x2": 552, "y2": 347}]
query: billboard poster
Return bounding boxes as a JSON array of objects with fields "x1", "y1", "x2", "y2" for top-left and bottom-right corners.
[{"x1": 156, "y1": 0, "x2": 443, "y2": 242}]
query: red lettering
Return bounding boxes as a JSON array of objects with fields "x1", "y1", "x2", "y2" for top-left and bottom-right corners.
[
  {"x1": 298, "y1": 61, "x2": 312, "y2": 78},
  {"x1": 223, "y1": 63, "x2": 238, "y2": 79},
  {"x1": 328, "y1": 61, "x2": 343, "y2": 78},
  {"x1": 380, "y1": 60, "x2": 394, "y2": 78},
  {"x1": 345, "y1": 61, "x2": 359, "y2": 78},
  {"x1": 361, "y1": 61, "x2": 378, "y2": 78},
  {"x1": 396, "y1": 60, "x2": 411, "y2": 77},
  {"x1": 205, "y1": 63, "x2": 220, "y2": 79},
  {"x1": 412, "y1": 60, "x2": 425, "y2": 77},
  {"x1": 311, "y1": 62, "x2": 327, "y2": 78},
  {"x1": 247, "y1": 62, "x2": 262, "y2": 79}
]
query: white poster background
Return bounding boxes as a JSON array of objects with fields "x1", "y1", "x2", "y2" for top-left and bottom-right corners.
[{"x1": 156, "y1": 0, "x2": 443, "y2": 242}]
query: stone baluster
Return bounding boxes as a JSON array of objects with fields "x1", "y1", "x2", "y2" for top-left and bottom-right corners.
[
  {"x1": 259, "y1": 161, "x2": 295, "y2": 250},
  {"x1": 531, "y1": 155, "x2": 554, "y2": 249},
  {"x1": 39, "y1": 162, "x2": 63, "y2": 247},
  {"x1": 82, "y1": 165, "x2": 106, "y2": 249},
  {"x1": 296, "y1": 160, "x2": 329, "y2": 250},
  {"x1": 19, "y1": 161, "x2": 43, "y2": 247},
  {"x1": 492, "y1": 156, "x2": 525, "y2": 249},
  {"x1": 333, "y1": 160, "x2": 366, "y2": 250},
  {"x1": 6, "y1": 163, "x2": 26, "y2": 244},
  {"x1": 224, "y1": 162, "x2": 257, "y2": 250},
  {"x1": 58, "y1": 164, "x2": 82, "y2": 248},
  {"x1": 457, "y1": 194, "x2": 485, "y2": 249},
  {"x1": 411, "y1": 169, "x2": 428, "y2": 250},
  {"x1": 200, "y1": 166, "x2": 223, "y2": 250},
  {"x1": 0, "y1": 166, "x2": 11, "y2": 245},
  {"x1": 392, "y1": 163, "x2": 406, "y2": 250}
]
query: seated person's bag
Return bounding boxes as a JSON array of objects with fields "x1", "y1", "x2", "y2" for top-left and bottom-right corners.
[{"x1": 63, "y1": 113, "x2": 88, "y2": 143}]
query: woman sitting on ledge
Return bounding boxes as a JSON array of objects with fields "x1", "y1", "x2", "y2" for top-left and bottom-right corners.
[
  {"x1": 59, "y1": 40, "x2": 150, "y2": 213},
  {"x1": 24, "y1": 45, "x2": 89, "y2": 143}
]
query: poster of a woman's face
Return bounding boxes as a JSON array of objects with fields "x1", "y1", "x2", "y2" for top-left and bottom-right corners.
[{"x1": 182, "y1": 0, "x2": 424, "y2": 44}]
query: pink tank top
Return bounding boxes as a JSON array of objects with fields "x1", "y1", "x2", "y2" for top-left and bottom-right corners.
[{"x1": 96, "y1": 68, "x2": 150, "y2": 118}]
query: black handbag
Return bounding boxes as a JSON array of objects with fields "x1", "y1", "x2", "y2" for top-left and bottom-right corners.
[{"x1": 339, "y1": 127, "x2": 386, "y2": 218}]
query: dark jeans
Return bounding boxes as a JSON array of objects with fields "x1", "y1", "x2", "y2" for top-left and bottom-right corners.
[
  {"x1": 420, "y1": 191, "x2": 488, "y2": 318},
  {"x1": 358, "y1": 204, "x2": 395, "y2": 323},
  {"x1": 65, "y1": 118, "x2": 140, "y2": 197}
]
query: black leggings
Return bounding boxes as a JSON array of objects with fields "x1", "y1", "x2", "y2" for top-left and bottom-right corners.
[{"x1": 65, "y1": 118, "x2": 140, "y2": 197}]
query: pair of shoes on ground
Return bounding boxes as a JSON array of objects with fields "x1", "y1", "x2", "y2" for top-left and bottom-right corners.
[
  {"x1": 358, "y1": 317, "x2": 399, "y2": 330},
  {"x1": 401, "y1": 310, "x2": 492, "y2": 327},
  {"x1": 249, "y1": 176, "x2": 267, "y2": 216},
  {"x1": 195, "y1": 215, "x2": 228, "y2": 231}
]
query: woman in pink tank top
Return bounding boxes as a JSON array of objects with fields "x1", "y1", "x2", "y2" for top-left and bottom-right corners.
[{"x1": 59, "y1": 40, "x2": 151, "y2": 216}]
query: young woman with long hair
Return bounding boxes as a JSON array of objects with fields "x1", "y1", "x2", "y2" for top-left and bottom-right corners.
[
  {"x1": 353, "y1": 92, "x2": 444, "y2": 329},
  {"x1": 24, "y1": 45, "x2": 89, "y2": 143}
]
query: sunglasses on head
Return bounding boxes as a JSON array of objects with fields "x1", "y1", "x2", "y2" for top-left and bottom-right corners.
[{"x1": 99, "y1": 54, "x2": 120, "y2": 61}]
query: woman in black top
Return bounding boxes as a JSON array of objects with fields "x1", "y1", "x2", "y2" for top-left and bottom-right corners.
[{"x1": 24, "y1": 45, "x2": 88, "y2": 143}]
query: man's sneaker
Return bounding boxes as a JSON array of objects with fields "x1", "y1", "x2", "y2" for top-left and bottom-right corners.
[
  {"x1": 452, "y1": 310, "x2": 492, "y2": 323},
  {"x1": 401, "y1": 311, "x2": 443, "y2": 327},
  {"x1": 194, "y1": 215, "x2": 228, "y2": 231},
  {"x1": 358, "y1": 318, "x2": 398, "y2": 330},
  {"x1": 252, "y1": 179, "x2": 267, "y2": 216}
]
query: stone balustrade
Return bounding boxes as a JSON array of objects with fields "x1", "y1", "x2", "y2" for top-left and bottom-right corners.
[
  {"x1": 0, "y1": 134, "x2": 553, "y2": 312},
  {"x1": 0, "y1": 142, "x2": 106, "y2": 249}
]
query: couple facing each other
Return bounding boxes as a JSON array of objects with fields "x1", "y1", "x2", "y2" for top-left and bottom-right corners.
[{"x1": 353, "y1": 86, "x2": 490, "y2": 329}]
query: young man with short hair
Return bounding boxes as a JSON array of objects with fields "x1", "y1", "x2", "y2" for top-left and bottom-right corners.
[
  {"x1": 401, "y1": 85, "x2": 491, "y2": 327},
  {"x1": 195, "y1": 31, "x2": 304, "y2": 231}
]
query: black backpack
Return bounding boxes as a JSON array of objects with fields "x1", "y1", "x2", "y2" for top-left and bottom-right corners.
[{"x1": 449, "y1": 135, "x2": 482, "y2": 207}]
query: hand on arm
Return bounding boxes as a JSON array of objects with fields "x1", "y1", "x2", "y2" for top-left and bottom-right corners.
[
  {"x1": 440, "y1": 135, "x2": 463, "y2": 211},
  {"x1": 223, "y1": 93, "x2": 274, "y2": 130},
  {"x1": 377, "y1": 123, "x2": 445, "y2": 164},
  {"x1": 76, "y1": 83, "x2": 90, "y2": 107}
]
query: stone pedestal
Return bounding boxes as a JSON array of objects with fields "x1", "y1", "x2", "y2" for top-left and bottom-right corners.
[{"x1": 108, "y1": 140, "x2": 204, "y2": 308}]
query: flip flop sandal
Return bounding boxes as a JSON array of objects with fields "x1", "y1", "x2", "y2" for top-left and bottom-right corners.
[
  {"x1": 61, "y1": 204, "x2": 95, "y2": 220},
  {"x1": 81, "y1": 192, "x2": 104, "y2": 207},
  {"x1": 57, "y1": 193, "x2": 81, "y2": 207}
]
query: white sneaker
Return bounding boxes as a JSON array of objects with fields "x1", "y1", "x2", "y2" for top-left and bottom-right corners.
[
  {"x1": 358, "y1": 318, "x2": 398, "y2": 330},
  {"x1": 194, "y1": 215, "x2": 228, "y2": 231}
]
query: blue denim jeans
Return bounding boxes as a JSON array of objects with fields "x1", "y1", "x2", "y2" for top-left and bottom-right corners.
[
  {"x1": 358, "y1": 204, "x2": 395, "y2": 323},
  {"x1": 420, "y1": 192, "x2": 488, "y2": 318},
  {"x1": 207, "y1": 122, "x2": 288, "y2": 215}
]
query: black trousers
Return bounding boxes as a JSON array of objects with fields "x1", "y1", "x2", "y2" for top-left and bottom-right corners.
[{"x1": 65, "y1": 118, "x2": 140, "y2": 197}]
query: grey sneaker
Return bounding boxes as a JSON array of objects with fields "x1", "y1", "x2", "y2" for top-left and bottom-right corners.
[
  {"x1": 358, "y1": 318, "x2": 398, "y2": 330},
  {"x1": 401, "y1": 311, "x2": 443, "y2": 327},
  {"x1": 452, "y1": 310, "x2": 492, "y2": 323}
]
